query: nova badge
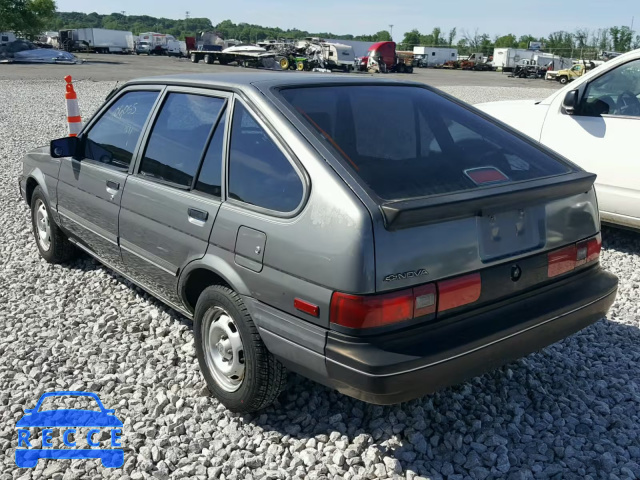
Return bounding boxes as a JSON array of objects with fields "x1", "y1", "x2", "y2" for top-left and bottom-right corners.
[{"x1": 383, "y1": 269, "x2": 429, "y2": 282}]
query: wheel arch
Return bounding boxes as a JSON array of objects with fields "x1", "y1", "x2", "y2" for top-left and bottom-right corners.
[
  {"x1": 25, "y1": 170, "x2": 49, "y2": 206},
  {"x1": 179, "y1": 256, "x2": 251, "y2": 313}
]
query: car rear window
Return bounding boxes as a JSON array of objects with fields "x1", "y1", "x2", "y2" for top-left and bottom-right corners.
[{"x1": 279, "y1": 85, "x2": 570, "y2": 200}]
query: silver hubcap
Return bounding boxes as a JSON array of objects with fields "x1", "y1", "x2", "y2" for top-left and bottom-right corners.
[
  {"x1": 35, "y1": 200, "x2": 51, "y2": 252},
  {"x1": 202, "y1": 307, "x2": 245, "y2": 392}
]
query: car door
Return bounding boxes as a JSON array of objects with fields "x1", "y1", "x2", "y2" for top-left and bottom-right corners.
[
  {"x1": 57, "y1": 88, "x2": 162, "y2": 267},
  {"x1": 118, "y1": 88, "x2": 229, "y2": 307},
  {"x1": 540, "y1": 58, "x2": 640, "y2": 229}
]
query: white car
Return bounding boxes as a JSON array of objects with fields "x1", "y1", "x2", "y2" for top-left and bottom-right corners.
[{"x1": 477, "y1": 48, "x2": 640, "y2": 230}]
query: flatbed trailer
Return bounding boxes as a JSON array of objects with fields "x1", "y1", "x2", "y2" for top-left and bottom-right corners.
[{"x1": 189, "y1": 48, "x2": 277, "y2": 67}]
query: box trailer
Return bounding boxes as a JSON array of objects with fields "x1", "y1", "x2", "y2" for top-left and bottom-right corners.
[
  {"x1": 60, "y1": 28, "x2": 133, "y2": 53},
  {"x1": 413, "y1": 46, "x2": 457, "y2": 67},
  {"x1": 492, "y1": 48, "x2": 535, "y2": 71}
]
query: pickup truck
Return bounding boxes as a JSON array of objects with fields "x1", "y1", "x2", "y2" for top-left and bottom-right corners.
[{"x1": 546, "y1": 64, "x2": 587, "y2": 84}]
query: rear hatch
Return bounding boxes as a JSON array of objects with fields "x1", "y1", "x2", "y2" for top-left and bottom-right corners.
[{"x1": 275, "y1": 83, "x2": 600, "y2": 323}]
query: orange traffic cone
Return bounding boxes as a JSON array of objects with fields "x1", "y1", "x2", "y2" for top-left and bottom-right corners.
[{"x1": 64, "y1": 75, "x2": 82, "y2": 137}]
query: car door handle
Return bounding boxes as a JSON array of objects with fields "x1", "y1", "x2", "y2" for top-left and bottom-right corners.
[
  {"x1": 188, "y1": 208, "x2": 208, "y2": 226},
  {"x1": 106, "y1": 180, "x2": 120, "y2": 199}
]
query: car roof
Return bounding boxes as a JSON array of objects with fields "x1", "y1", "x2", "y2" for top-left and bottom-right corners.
[{"x1": 126, "y1": 72, "x2": 423, "y2": 92}]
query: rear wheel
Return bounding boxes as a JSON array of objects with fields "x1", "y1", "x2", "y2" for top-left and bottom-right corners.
[
  {"x1": 277, "y1": 56, "x2": 289, "y2": 70},
  {"x1": 31, "y1": 186, "x2": 75, "y2": 264},
  {"x1": 204, "y1": 54, "x2": 213, "y2": 65},
  {"x1": 194, "y1": 285, "x2": 287, "y2": 412},
  {"x1": 397, "y1": 63, "x2": 406, "y2": 73},
  {"x1": 406, "y1": 65, "x2": 413, "y2": 73},
  {"x1": 191, "y1": 53, "x2": 199, "y2": 63},
  {"x1": 559, "y1": 76, "x2": 568, "y2": 84}
]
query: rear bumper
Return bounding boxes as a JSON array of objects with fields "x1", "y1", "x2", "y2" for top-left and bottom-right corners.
[{"x1": 324, "y1": 266, "x2": 617, "y2": 404}]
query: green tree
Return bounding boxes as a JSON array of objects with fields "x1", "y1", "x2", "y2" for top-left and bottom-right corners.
[
  {"x1": 432, "y1": 27, "x2": 442, "y2": 45},
  {"x1": 0, "y1": 0, "x2": 57, "y2": 37},
  {"x1": 494, "y1": 34, "x2": 517, "y2": 48},
  {"x1": 447, "y1": 27, "x2": 456, "y2": 46},
  {"x1": 546, "y1": 31, "x2": 574, "y2": 55},
  {"x1": 517, "y1": 34, "x2": 538, "y2": 49},
  {"x1": 400, "y1": 29, "x2": 421, "y2": 49},
  {"x1": 374, "y1": 30, "x2": 392, "y2": 41},
  {"x1": 610, "y1": 26, "x2": 634, "y2": 51}
]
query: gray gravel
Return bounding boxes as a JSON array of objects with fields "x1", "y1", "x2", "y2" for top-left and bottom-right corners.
[{"x1": 1, "y1": 79, "x2": 640, "y2": 480}]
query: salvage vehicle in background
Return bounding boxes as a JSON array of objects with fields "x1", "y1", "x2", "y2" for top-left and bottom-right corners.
[
  {"x1": 20, "y1": 74, "x2": 617, "y2": 412},
  {"x1": 356, "y1": 41, "x2": 414, "y2": 73},
  {"x1": 477, "y1": 48, "x2": 640, "y2": 230}
]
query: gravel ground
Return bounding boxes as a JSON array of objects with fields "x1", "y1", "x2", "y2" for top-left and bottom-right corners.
[{"x1": 1, "y1": 79, "x2": 639, "y2": 480}]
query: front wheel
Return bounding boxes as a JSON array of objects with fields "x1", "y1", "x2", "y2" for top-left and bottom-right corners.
[
  {"x1": 31, "y1": 186, "x2": 75, "y2": 264},
  {"x1": 194, "y1": 285, "x2": 287, "y2": 412}
]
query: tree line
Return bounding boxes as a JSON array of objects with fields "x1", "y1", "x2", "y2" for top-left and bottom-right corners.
[
  {"x1": 46, "y1": 12, "x2": 392, "y2": 44},
  {"x1": 400, "y1": 26, "x2": 640, "y2": 58}
]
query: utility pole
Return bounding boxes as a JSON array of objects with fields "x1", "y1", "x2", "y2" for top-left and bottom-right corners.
[
  {"x1": 389, "y1": 24, "x2": 394, "y2": 41},
  {"x1": 186, "y1": 11, "x2": 190, "y2": 35}
]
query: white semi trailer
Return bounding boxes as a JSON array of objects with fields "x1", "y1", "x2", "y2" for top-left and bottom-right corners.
[{"x1": 60, "y1": 28, "x2": 133, "y2": 53}]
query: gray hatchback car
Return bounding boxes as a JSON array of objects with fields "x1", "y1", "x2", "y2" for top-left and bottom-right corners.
[{"x1": 20, "y1": 73, "x2": 618, "y2": 412}]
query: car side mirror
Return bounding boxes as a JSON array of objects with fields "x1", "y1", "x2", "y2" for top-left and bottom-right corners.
[
  {"x1": 50, "y1": 136, "x2": 80, "y2": 158},
  {"x1": 563, "y1": 90, "x2": 579, "y2": 115}
]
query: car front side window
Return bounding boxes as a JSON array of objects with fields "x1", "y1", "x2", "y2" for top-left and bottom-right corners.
[
  {"x1": 84, "y1": 91, "x2": 159, "y2": 169},
  {"x1": 580, "y1": 59, "x2": 640, "y2": 117}
]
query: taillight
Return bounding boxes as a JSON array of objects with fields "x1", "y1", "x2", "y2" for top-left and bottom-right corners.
[
  {"x1": 330, "y1": 290, "x2": 414, "y2": 329},
  {"x1": 548, "y1": 244, "x2": 577, "y2": 277},
  {"x1": 548, "y1": 233, "x2": 601, "y2": 278},
  {"x1": 330, "y1": 274, "x2": 483, "y2": 330},
  {"x1": 438, "y1": 273, "x2": 482, "y2": 313}
]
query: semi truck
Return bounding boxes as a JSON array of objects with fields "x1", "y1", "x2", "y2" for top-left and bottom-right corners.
[
  {"x1": 356, "y1": 41, "x2": 414, "y2": 73},
  {"x1": 59, "y1": 28, "x2": 134, "y2": 53},
  {"x1": 138, "y1": 32, "x2": 177, "y2": 55}
]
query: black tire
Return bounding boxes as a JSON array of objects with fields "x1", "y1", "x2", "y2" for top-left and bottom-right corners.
[
  {"x1": 559, "y1": 76, "x2": 568, "y2": 84},
  {"x1": 204, "y1": 54, "x2": 213, "y2": 65},
  {"x1": 191, "y1": 53, "x2": 199, "y2": 63},
  {"x1": 194, "y1": 285, "x2": 287, "y2": 412},
  {"x1": 30, "y1": 186, "x2": 75, "y2": 264},
  {"x1": 406, "y1": 65, "x2": 414, "y2": 73}
]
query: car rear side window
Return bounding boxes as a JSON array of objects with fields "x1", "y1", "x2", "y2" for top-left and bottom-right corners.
[
  {"x1": 195, "y1": 111, "x2": 226, "y2": 197},
  {"x1": 139, "y1": 93, "x2": 225, "y2": 187},
  {"x1": 84, "y1": 91, "x2": 158, "y2": 169},
  {"x1": 228, "y1": 102, "x2": 303, "y2": 212},
  {"x1": 280, "y1": 86, "x2": 570, "y2": 200}
]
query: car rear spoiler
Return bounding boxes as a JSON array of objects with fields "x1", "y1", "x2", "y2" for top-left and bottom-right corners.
[{"x1": 379, "y1": 171, "x2": 596, "y2": 230}]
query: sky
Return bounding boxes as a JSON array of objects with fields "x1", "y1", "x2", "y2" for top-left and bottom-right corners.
[{"x1": 55, "y1": 0, "x2": 639, "y2": 41}]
